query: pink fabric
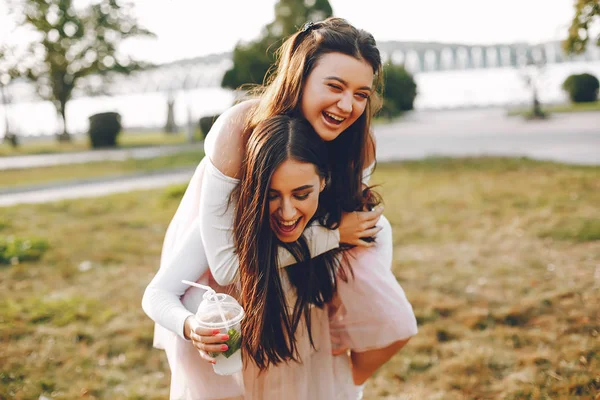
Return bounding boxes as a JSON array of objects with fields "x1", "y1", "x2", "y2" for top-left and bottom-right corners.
[
  {"x1": 166, "y1": 217, "x2": 417, "y2": 399},
  {"x1": 330, "y1": 216, "x2": 418, "y2": 353},
  {"x1": 152, "y1": 157, "x2": 417, "y2": 399},
  {"x1": 172, "y1": 274, "x2": 359, "y2": 400}
]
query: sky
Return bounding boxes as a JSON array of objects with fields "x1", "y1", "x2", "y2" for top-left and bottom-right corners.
[{"x1": 0, "y1": 0, "x2": 578, "y2": 65}]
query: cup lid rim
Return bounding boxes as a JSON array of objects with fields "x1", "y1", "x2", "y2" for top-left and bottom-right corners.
[{"x1": 196, "y1": 303, "x2": 245, "y2": 328}]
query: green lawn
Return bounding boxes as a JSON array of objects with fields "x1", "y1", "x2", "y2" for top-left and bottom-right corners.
[
  {"x1": 0, "y1": 131, "x2": 203, "y2": 157},
  {"x1": 0, "y1": 150, "x2": 204, "y2": 190},
  {"x1": 0, "y1": 157, "x2": 598, "y2": 400}
]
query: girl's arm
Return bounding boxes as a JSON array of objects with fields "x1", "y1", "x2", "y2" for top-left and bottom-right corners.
[
  {"x1": 199, "y1": 103, "x2": 381, "y2": 285},
  {"x1": 200, "y1": 101, "x2": 339, "y2": 285}
]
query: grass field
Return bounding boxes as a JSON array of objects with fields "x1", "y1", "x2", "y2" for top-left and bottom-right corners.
[
  {"x1": 0, "y1": 157, "x2": 598, "y2": 399},
  {"x1": 0, "y1": 131, "x2": 200, "y2": 157},
  {"x1": 0, "y1": 150, "x2": 204, "y2": 191}
]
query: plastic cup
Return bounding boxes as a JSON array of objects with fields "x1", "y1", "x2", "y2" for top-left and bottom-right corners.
[{"x1": 195, "y1": 293, "x2": 245, "y2": 375}]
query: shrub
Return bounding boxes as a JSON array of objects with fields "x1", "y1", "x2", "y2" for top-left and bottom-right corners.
[
  {"x1": 88, "y1": 112, "x2": 121, "y2": 148},
  {"x1": 562, "y1": 73, "x2": 599, "y2": 103},
  {"x1": 381, "y1": 63, "x2": 418, "y2": 118},
  {"x1": 0, "y1": 236, "x2": 49, "y2": 265},
  {"x1": 198, "y1": 114, "x2": 220, "y2": 139}
]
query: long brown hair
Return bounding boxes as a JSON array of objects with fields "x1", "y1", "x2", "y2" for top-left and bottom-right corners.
[
  {"x1": 232, "y1": 115, "x2": 344, "y2": 371},
  {"x1": 244, "y1": 17, "x2": 384, "y2": 224}
]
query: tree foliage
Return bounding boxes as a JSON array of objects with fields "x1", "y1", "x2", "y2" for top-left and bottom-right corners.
[
  {"x1": 380, "y1": 63, "x2": 417, "y2": 118},
  {"x1": 221, "y1": 0, "x2": 333, "y2": 90},
  {"x1": 8, "y1": 0, "x2": 153, "y2": 140},
  {"x1": 562, "y1": 73, "x2": 600, "y2": 103},
  {"x1": 563, "y1": 0, "x2": 600, "y2": 54}
]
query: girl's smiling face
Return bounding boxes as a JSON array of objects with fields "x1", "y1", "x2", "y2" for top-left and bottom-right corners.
[
  {"x1": 300, "y1": 52, "x2": 374, "y2": 142},
  {"x1": 268, "y1": 159, "x2": 324, "y2": 242}
]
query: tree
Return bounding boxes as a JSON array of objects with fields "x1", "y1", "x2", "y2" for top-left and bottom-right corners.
[
  {"x1": 563, "y1": 0, "x2": 600, "y2": 54},
  {"x1": 520, "y1": 50, "x2": 548, "y2": 119},
  {"x1": 380, "y1": 63, "x2": 417, "y2": 118},
  {"x1": 0, "y1": 45, "x2": 19, "y2": 147},
  {"x1": 222, "y1": 0, "x2": 333, "y2": 90},
  {"x1": 8, "y1": 0, "x2": 153, "y2": 141}
]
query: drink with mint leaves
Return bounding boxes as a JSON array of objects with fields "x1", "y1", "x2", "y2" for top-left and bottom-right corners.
[{"x1": 195, "y1": 293, "x2": 245, "y2": 375}]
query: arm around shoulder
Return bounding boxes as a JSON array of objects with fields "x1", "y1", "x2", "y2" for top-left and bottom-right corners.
[{"x1": 204, "y1": 99, "x2": 258, "y2": 179}]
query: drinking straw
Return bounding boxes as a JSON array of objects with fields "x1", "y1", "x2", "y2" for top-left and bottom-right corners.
[{"x1": 182, "y1": 280, "x2": 230, "y2": 329}]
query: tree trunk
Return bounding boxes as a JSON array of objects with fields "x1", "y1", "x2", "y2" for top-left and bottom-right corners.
[
  {"x1": 0, "y1": 83, "x2": 18, "y2": 148},
  {"x1": 531, "y1": 87, "x2": 545, "y2": 119},
  {"x1": 56, "y1": 100, "x2": 71, "y2": 142}
]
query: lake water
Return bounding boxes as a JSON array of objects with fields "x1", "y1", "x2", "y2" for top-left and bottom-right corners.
[{"x1": 1, "y1": 60, "x2": 599, "y2": 137}]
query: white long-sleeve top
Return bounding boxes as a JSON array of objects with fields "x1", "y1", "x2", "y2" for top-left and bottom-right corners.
[{"x1": 142, "y1": 157, "x2": 341, "y2": 340}]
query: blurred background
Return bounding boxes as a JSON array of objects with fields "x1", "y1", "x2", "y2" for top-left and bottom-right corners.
[
  {"x1": 1, "y1": 1, "x2": 599, "y2": 399},
  {"x1": 1, "y1": 0, "x2": 599, "y2": 142}
]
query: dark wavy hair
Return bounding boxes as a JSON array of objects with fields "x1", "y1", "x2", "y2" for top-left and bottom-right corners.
[{"x1": 231, "y1": 115, "x2": 346, "y2": 371}]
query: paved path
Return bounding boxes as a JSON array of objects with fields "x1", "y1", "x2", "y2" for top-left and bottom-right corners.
[
  {"x1": 0, "y1": 168, "x2": 195, "y2": 207},
  {"x1": 1, "y1": 108, "x2": 598, "y2": 207},
  {"x1": 0, "y1": 142, "x2": 203, "y2": 170},
  {"x1": 374, "y1": 108, "x2": 600, "y2": 165}
]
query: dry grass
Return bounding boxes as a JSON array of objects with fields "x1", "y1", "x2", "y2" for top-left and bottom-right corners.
[
  {"x1": 0, "y1": 157, "x2": 598, "y2": 400},
  {"x1": 0, "y1": 131, "x2": 195, "y2": 157},
  {"x1": 0, "y1": 149, "x2": 204, "y2": 190}
]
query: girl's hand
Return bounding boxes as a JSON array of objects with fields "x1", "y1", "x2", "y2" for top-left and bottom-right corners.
[
  {"x1": 338, "y1": 205, "x2": 384, "y2": 247},
  {"x1": 184, "y1": 316, "x2": 230, "y2": 364}
]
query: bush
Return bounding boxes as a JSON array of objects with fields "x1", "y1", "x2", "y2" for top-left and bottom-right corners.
[
  {"x1": 381, "y1": 64, "x2": 418, "y2": 118},
  {"x1": 198, "y1": 114, "x2": 220, "y2": 139},
  {"x1": 88, "y1": 112, "x2": 121, "y2": 148},
  {"x1": 0, "y1": 236, "x2": 49, "y2": 265},
  {"x1": 562, "y1": 73, "x2": 599, "y2": 103}
]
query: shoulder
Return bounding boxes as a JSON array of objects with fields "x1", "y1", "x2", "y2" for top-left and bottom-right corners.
[{"x1": 204, "y1": 99, "x2": 259, "y2": 178}]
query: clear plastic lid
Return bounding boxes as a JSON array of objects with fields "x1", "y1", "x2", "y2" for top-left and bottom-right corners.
[
  {"x1": 195, "y1": 292, "x2": 245, "y2": 328},
  {"x1": 181, "y1": 280, "x2": 245, "y2": 329}
]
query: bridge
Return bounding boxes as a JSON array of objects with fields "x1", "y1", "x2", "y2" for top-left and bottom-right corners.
[
  {"x1": 108, "y1": 41, "x2": 600, "y2": 94},
  {"x1": 5, "y1": 40, "x2": 600, "y2": 101},
  {"x1": 379, "y1": 40, "x2": 600, "y2": 73}
]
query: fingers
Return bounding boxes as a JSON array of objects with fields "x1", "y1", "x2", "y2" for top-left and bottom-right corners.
[
  {"x1": 197, "y1": 349, "x2": 216, "y2": 364},
  {"x1": 191, "y1": 326, "x2": 221, "y2": 337},
  {"x1": 330, "y1": 333, "x2": 342, "y2": 344},
  {"x1": 361, "y1": 225, "x2": 383, "y2": 239},
  {"x1": 189, "y1": 328, "x2": 230, "y2": 358},
  {"x1": 331, "y1": 347, "x2": 349, "y2": 356},
  {"x1": 352, "y1": 239, "x2": 376, "y2": 248},
  {"x1": 356, "y1": 206, "x2": 383, "y2": 226},
  {"x1": 191, "y1": 329, "x2": 230, "y2": 345}
]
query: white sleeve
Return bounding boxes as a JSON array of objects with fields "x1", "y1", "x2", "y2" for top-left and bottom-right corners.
[
  {"x1": 200, "y1": 158, "x2": 342, "y2": 286},
  {"x1": 277, "y1": 222, "x2": 340, "y2": 265},
  {"x1": 362, "y1": 162, "x2": 375, "y2": 186},
  {"x1": 142, "y1": 218, "x2": 207, "y2": 341},
  {"x1": 198, "y1": 159, "x2": 240, "y2": 286}
]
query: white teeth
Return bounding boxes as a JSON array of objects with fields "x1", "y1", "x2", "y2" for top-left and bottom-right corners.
[
  {"x1": 324, "y1": 112, "x2": 345, "y2": 122},
  {"x1": 279, "y1": 217, "x2": 300, "y2": 226}
]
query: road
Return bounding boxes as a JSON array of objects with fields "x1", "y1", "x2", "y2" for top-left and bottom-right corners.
[
  {"x1": 374, "y1": 108, "x2": 600, "y2": 165},
  {"x1": 1, "y1": 108, "x2": 598, "y2": 207}
]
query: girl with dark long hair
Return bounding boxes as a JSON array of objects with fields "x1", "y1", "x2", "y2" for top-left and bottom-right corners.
[{"x1": 144, "y1": 17, "x2": 417, "y2": 399}]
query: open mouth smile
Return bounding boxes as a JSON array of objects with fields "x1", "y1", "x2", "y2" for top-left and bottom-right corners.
[
  {"x1": 273, "y1": 216, "x2": 302, "y2": 235},
  {"x1": 322, "y1": 111, "x2": 346, "y2": 125}
]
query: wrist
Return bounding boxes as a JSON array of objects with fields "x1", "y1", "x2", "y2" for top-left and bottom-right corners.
[{"x1": 183, "y1": 315, "x2": 195, "y2": 340}]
